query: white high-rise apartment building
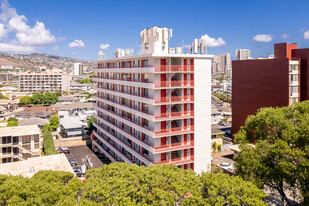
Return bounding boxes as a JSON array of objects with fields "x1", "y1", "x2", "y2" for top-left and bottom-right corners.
[
  {"x1": 73, "y1": 63, "x2": 83, "y2": 76},
  {"x1": 92, "y1": 26, "x2": 213, "y2": 174},
  {"x1": 235, "y1": 49, "x2": 251, "y2": 60},
  {"x1": 19, "y1": 73, "x2": 70, "y2": 92}
]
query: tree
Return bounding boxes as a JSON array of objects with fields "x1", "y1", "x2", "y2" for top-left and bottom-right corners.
[
  {"x1": 19, "y1": 96, "x2": 31, "y2": 105},
  {"x1": 49, "y1": 115, "x2": 59, "y2": 131},
  {"x1": 55, "y1": 91, "x2": 62, "y2": 97},
  {"x1": 87, "y1": 116, "x2": 97, "y2": 132},
  {"x1": 80, "y1": 78, "x2": 91, "y2": 84},
  {"x1": 0, "y1": 170, "x2": 83, "y2": 205},
  {"x1": 7, "y1": 117, "x2": 18, "y2": 127},
  {"x1": 217, "y1": 144, "x2": 222, "y2": 152},
  {"x1": 212, "y1": 142, "x2": 217, "y2": 153},
  {"x1": 0, "y1": 93, "x2": 3, "y2": 99},
  {"x1": 30, "y1": 93, "x2": 45, "y2": 104},
  {"x1": 42, "y1": 124, "x2": 57, "y2": 155},
  {"x1": 201, "y1": 172, "x2": 267, "y2": 205},
  {"x1": 0, "y1": 163, "x2": 266, "y2": 205},
  {"x1": 86, "y1": 93, "x2": 93, "y2": 99},
  {"x1": 43, "y1": 92, "x2": 58, "y2": 105},
  {"x1": 234, "y1": 101, "x2": 309, "y2": 205}
]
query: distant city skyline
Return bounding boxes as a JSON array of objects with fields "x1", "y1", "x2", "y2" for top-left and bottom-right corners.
[{"x1": 1, "y1": 0, "x2": 309, "y2": 60}]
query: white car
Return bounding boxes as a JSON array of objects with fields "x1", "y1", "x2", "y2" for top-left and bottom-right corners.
[{"x1": 217, "y1": 162, "x2": 233, "y2": 170}]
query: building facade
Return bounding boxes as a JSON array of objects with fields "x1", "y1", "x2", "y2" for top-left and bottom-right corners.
[
  {"x1": 232, "y1": 43, "x2": 301, "y2": 135},
  {"x1": 73, "y1": 63, "x2": 83, "y2": 76},
  {"x1": 92, "y1": 26, "x2": 212, "y2": 174},
  {"x1": 19, "y1": 73, "x2": 70, "y2": 92},
  {"x1": 0, "y1": 125, "x2": 41, "y2": 164},
  {"x1": 235, "y1": 49, "x2": 251, "y2": 60}
]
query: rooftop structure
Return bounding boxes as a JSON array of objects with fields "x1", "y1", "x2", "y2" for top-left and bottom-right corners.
[{"x1": 92, "y1": 26, "x2": 213, "y2": 174}]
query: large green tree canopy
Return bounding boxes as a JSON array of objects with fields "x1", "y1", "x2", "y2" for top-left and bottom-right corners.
[
  {"x1": 0, "y1": 163, "x2": 266, "y2": 206},
  {"x1": 234, "y1": 101, "x2": 309, "y2": 205}
]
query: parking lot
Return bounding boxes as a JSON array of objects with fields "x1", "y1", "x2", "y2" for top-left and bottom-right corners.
[{"x1": 65, "y1": 145, "x2": 111, "y2": 169}]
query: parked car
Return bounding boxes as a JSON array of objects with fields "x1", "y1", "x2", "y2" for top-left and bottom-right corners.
[
  {"x1": 217, "y1": 162, "x2": 233, "y2": 170},
  {"x1": 73, "y1": 167, "x2": 81, "y2": 177},
  {"x1": 218, "y1": 121, "x2": 228, "y2": 126},
  {"x1": 55, "y1": 146, "x2": 62, "y2": 151},
  {"x1": 0, "y1": 111, "x2": 4, "y2": 114},
  {"x1": 69, "y1": 159, "x2": 77, "y2": 166},
  {"x1": 59, "y1": 147, "x2": 70, "y2": 154}
]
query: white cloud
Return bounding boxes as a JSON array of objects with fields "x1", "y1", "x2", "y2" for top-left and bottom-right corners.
[
  {"x1": 253, "y1": 34, "x2": 273, "y2": 42},
  {"x1": 0, "y1": 0, "x2": 56, "y2": 53},
  {"x1": 304, "y1": 31, "x2": 309, "y2": 39},
  {"x1": 0, "y1": 23, "x2": 7, "y2": 39},
  {"x1": 15, "y1": 21, "x2": 56, "y2": 46},
  {"x1": 100, "y1": 43, "x2": 109, "y2": 50},
  {"x1": 0, "y1": 43, "x2": 35, "y2": 53},
  {"x1": 53, "y1": 46, "x2": 58, "y2": 51},
  {"x1": 281, "y1": 33, "x2": 290, "y2": 39},
  {"x1": 69, "y1": 39, "x2": 84, "y2": 48},
  {"x1": 200, "y1": 34, "x2": 226, "y2": 47}
]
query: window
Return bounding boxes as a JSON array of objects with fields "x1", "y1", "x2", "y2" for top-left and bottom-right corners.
[
  {"x1": 144, "y1": 59, "x2": 149, "y2": 66},
  {"x1": 2, "y1": 136, "x2": 11, "y2": 144}
]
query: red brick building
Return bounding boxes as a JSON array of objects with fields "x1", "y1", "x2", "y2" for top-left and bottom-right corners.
[{"x1": 232, "y1": 43, "x2": 305, "y2": 135}]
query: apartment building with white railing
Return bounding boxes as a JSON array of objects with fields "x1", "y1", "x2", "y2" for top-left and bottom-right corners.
[{"x1": 92, "y1": 26, "x2": 213, "y2": 174}]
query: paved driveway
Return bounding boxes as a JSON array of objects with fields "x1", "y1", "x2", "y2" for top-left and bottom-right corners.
[{"x1": 66, "y1": 145, "x2": 104, "y2": 169}]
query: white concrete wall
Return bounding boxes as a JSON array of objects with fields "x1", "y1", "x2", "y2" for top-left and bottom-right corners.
[{"x1": 193, "y1": 58, "x2": 212, "y2": 174}]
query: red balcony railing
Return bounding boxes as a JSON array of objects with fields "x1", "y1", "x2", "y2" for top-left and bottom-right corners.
[
  {"x1": 154, "y1": 111, "x2": 194, "y2": 120},
  {"x1": 154, "y1": 126, "x2": 194, "y2": 137},
  {"x1": 154, "y1": 155, "x2": 194, "y2": 165},
  {"x1": 154, "y1": 80, "x2": 194, "y2": 88},
  {"x1": 154, "y1": 96, "x2": 194, "y2": 104},
  {"x1": 154, "y1": 141, "x2": 194, "y2": 153},
  {"x1": 97, "y1": 65, "x2": 194, "y2": 72},
  {"x1": 154, "y1": 65, "x2": 194, "y2": 72}
]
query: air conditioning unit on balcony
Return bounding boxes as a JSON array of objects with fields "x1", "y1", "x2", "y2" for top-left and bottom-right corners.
[{"x1": 169, "y1": 48, "x2": 175, "y2": 54}]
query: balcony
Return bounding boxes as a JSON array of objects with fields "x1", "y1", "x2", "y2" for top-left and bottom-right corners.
[
  {"x1": 154, "y1": 141, "x2": 194, "y2": 153},
  {"x1": 95, "y1": 65, "x2": 194, "y2": 73},
  {"x1": 92, "y1": 131, "x2": 134, "y2": 164},
  {"x1": 154, "y1": 155, "x2": 194, "y2": 165},
  {"x1": 94, "y1": 127, "x2": 154, "y2": 165},
  {"x1": 154, "y1": 80, "x2": 194, "y2": 88},
  {"x1": 154, "y1": 96, "x2": 194, "y2": 104},
  {"x1": 92, "y1": 140, "x2": 117, "y2": 163},
  {"x1": 154, "y1": 111, "x2": 194, "y2": 121},
  {"x1": 94, "y1": 77, "x2": 193, "y2": 89},
  {"x1": 154, "y1": 126, "x2": 194, "y2": 137}
]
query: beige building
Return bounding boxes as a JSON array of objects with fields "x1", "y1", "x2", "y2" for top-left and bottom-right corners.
[
  {"x1": 19, "y1": 73, "x2": 70, "y2": 92},
  {"x1": 212, "y1": 53, "x2": 231, "y2": 76},
  {"x1": 235, "y1": 49, "x2": 251, "y2": 60},
  {"x1": 0, "y1": 125, "x2": 41, "y2": 164}
]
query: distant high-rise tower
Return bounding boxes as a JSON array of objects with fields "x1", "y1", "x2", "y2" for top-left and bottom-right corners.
[
  {"x1": 73, "y1": 63, "x2": 83, "y2": 76},
  {"x1": 98, "y1": 51, "x2": 104, "y2": 60},
  {"x1": 235, "y1": 49, "x2": 251, "y2": 60},
  {"x1": 219, "y1": 53, "x2": 231, "y2": 74},
  {"x1": 211, "y1": 56, "x2": 220, "y2": 74}
]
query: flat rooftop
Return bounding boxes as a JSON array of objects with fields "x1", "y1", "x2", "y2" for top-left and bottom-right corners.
[
  {"x1": 0, "y1": 154, "x2": 74, "y2": 178},
  {"x1": 0, "y1": 125, "x2": 41, "y2": 137}
]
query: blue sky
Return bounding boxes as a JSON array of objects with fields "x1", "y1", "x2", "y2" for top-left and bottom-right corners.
[{"x1": 2, "y1": 0, "x2": 309, "y2": 60}]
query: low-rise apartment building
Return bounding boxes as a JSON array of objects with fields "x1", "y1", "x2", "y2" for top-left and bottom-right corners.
[
  {"x1": 19, "y1": 73, "x2": 70, "y2": 92},
  {"x1": 0, "y1": 125, "x2": 41, "y2": 164}
]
